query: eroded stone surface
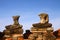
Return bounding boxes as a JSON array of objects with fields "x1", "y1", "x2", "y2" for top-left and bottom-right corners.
[
  {"x1": 29, "y1": 13, "x2": 56, "y2": 40},
  {"x1": 3, "y1": 16, "x2": 23, "y2": 39},
  {"x1": 39, "y1": 13, "x2": 49, "y2": 24}
]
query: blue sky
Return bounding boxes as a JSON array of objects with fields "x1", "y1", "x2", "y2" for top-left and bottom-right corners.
[{"x1": 0, "y1": 0, "x2": 60, "y2": 32}]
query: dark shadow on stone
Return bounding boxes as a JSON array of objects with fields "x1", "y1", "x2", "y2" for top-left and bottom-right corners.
[
  {"x1": 23, "y1": 30, "x2": 32, "y2": 39},
  {"x1": 0, "y1": 32, "x2": 4, "y2": 40},
  {"x1": 53, "y1": 31, "x2": 58, "y2": 38}
]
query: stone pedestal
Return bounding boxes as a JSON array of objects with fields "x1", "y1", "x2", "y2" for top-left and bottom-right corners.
[{"x1": 29, "y1": 23, "x2": 54, "y2": 40}]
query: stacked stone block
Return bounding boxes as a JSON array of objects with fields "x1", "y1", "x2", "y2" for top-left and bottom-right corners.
[
  {"x1": 3, "y1": 16, "x2": 23, "y2": 40},
  {"x1": 28, "y1": 13, "x2": 56, "y2": 40}
]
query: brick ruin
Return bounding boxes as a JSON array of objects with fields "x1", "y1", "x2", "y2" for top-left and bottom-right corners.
[
  {"x1": 53, "y1": 29, "x2": 60, "y2": 40},
  {"x1": 0, "y1": 13, "x2": 60, "y2": 40}
]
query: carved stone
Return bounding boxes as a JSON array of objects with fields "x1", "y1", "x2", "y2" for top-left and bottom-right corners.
[
  {"x1": 29, "y1": 13, "x2": 56, "y2": 40},
  {"x1": 3, "y1": 16, "x2": 23, "y2": 39},
  {"x1": 32, "y1": 13, "x2": 52, "y2": 28},
  {"x1": 13, "y1": 16, "x2": 20, "y2": 25},
  {"x1": 39, "y1": 13, "x2": 49, "y2": 24}
]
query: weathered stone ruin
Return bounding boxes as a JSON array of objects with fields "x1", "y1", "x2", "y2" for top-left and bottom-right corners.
[
  {"x1": 53, "y1": 29, "x2": 60, "y2": 40},
  {"x1": 0, "y1": 13, "x2": 58, "y2": 40},
  {"x1": 3, "y1": 16, "x2": 23, "y2": 40},
  {"x1": 28, "y1": 13, "x2": 56, "y2": 40}
]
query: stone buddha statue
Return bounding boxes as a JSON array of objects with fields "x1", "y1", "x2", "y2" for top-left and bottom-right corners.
[
  {"x1": 4, "y1": 16, "x2": 23, "y2": 35},
  {"x1": 13, "y1": 16, "x2": 20, "y2": 25},
  {"x1": 32, "y1": 13, "x2": 52, "y2": 28}
]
